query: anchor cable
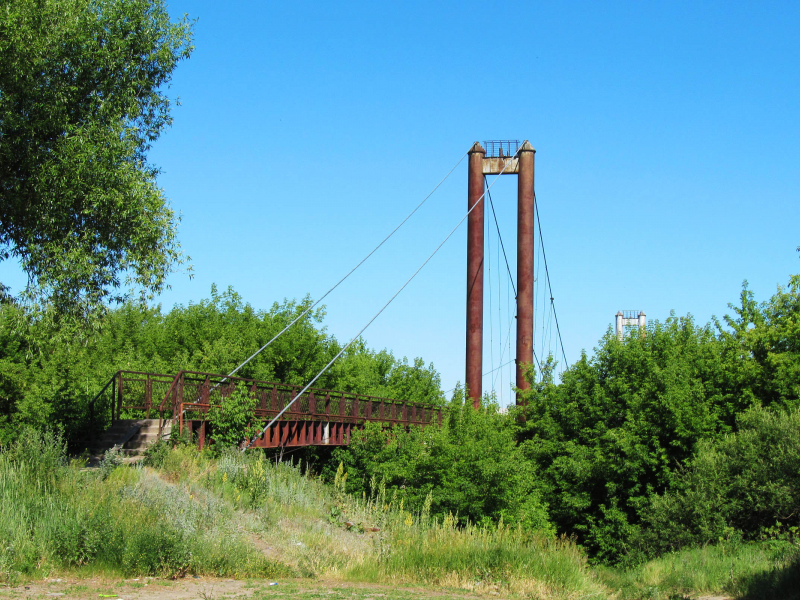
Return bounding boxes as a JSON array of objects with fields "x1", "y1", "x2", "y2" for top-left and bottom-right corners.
[{"x1": 217, "y1": 150, "x2": 469, "y2": 386}]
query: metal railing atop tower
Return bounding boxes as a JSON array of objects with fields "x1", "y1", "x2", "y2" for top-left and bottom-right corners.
[{"x1": 483, "y1": 140, "x2": 521, "y2": 158}]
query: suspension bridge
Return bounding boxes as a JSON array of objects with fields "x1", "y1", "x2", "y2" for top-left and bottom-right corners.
[{"x1": 89, "y1": 140, "x2": 567, "y2": 455}]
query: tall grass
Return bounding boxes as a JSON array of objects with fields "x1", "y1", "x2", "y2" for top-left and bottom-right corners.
[
  {"x1": 601, "y1": 540, "x2": 800, "y2": 600},
  {"x1": 10, "y1": 433, "x2": 795, "y2": 599},
  {"x1": 203, "y1": 451, "x2": 606, "y2": 599},
  {"x1": 352, "y1": 519, "x2": 604, "y2": 598},
  {"x1": 330, "y1": 470, "x2": 603, "y2": 598},
  {"x1": 0, "y1": 429, "x2": 283, "y2": 583}
]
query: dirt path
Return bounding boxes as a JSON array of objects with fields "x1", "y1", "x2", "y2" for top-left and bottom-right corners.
[{"x1": 0, "y1": 578, "x2": 508, "y2": 600}]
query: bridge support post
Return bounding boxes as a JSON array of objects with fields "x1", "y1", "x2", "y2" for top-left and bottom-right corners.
[
  {"x1": 466, "y1": 142, "x2": 486, "y2": 408},
  {"x1": 516, "y1": 141, "x2": 536, "y2": 403}
]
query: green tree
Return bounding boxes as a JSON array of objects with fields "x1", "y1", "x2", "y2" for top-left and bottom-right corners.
[
  {"x1": 332, "y1": 391, "x2": 551, "y2": 532},
  {"x1": 718, "y1": 277, "x2": 800, "y2": 412},
  {"x1": 516, "y1": 315, "x2": 731, "y2": 563},
  {"x1": 0, "y1": 286, "x2": 446, "y2": 445},
  {"x1": 0, "y1": 0, "x2": 194, "y2": 317},
  {"x1": 331, "y1": 340, "x2": 445, "y2": 406},
  {"x1": 639, "y1": 406, "x2": 800, "y2": 554}
]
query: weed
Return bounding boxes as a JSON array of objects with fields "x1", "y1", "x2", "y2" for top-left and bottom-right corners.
[{"x1": 99, "y1": 445, "x2": 124, "y2": 479}]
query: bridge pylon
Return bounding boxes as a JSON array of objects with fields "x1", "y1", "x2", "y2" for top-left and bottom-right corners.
[{"x1": 466, "y1": 140, "x2": 536, "y2": 408}]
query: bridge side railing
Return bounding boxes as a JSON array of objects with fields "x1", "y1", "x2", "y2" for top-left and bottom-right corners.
[
  {"x1": 90, "y1": 370, "x2": 445, "y2": 442},
  {"x1": 158, "y1": 370, "x2": 444, "y2": 435},
  {"x1": 89, "y1": 370, "x2": 180, "y2": 432}
]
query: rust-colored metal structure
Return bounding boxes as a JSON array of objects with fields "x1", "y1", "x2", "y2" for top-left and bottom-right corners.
[
  {"x1": 466, "y1": 143, "x2": 486, "y2": 407},
  {"x1": 90, "y1": 370, "x2": 444, "y2": 449},
  {"x1": 515, "y1": 141, "x2": 536, "y2": 397},
  {"x1": 465, "y1": 140, "x2": 535, "y2": 407}
]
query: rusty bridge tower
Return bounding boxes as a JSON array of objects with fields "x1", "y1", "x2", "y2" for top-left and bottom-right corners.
[{"x1": 466, "y1": 140, "x2": 535, "y2": 408}]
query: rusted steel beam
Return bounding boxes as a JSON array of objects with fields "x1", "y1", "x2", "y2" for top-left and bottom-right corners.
[
  {"x1": 145, "y1": 378, "x2": 152, "y2": 419},
  {"x1": 516, "y1": 141, "x2": 536, "y2": 402},
  {"x1": 482, "y1": 156, "x2": 519, "y2": 175},
  {"x1": 201, "y1": 377, "x2": 210, "y2": 404},
  {"x1": 466, "y1": 142, "x2": 486, "y2": 408},
  {"x1": 117, "y1": 372, "x2": 124, "y2": 421}
]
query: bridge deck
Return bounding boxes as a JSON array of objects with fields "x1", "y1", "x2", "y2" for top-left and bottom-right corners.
[{"x1": 90, "y1": 370, "x2": 444, "y2": 449}]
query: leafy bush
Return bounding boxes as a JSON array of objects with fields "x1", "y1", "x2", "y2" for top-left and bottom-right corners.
[
  {"x1": 638, "y1": 406, "x2": 800, "y2": 554},
  {"x1": 332, "y1": 392, "x2": 552, "y2": 533},
  {"x1": 122, "y1": 528, "x2": 190, "y2": 577},
  {"x1": 141, "y1": 439, "x2": 172, "y2": 468},
  {"x1": 207, "y1": 383, "x2": 260, "y2": 451},
  {"x1": 514, "y1": 314, "x2": 733, "y2": 563}
]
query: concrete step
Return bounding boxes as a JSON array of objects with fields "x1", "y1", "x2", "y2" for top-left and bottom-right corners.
[
  {"x1": 83, "y1": 418, "x2": 171, "y2": 465},
  {"x1": 125, "y1": 439, "x2": 160, "y2": 450},
  {"x1": 86, "y1": 418, "x2": 173, "y2": 462},
  {"x1": 130, "y1": 429, "x2": 163, "y2": 438},
  {"x1": 136, "y1": 433, "x2": 162, "y2": 441}
]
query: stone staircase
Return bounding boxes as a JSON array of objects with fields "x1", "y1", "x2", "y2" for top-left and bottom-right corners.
[{"x1": 89, "y1": 418, "x2": 171, "y2": 463}]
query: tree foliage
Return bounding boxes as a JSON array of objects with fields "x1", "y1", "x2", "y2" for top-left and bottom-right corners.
[
  {"x1": 512, "y1": 272, "x2": 800, "y2": 563},
  {"x1": 0, "y1": 286, "x2": 445, "y2": 445},
  {"x1": 327, "y1": 269, "x2": 800, "y2": 565},
  {"x1": 639, "y1": 406, "x2": 800, "y2": 554},
  {"x1": 207, "y1": 384, "x2": 259, "y2": 452},
  {"x1": 0, "y1": 0, "x2": 194, "y2": 316},
  {"x1": 515, "y1": 315, "x2": 732, "y2": 562},
  {"x1": 330, "y1": 391, "x2": 552, "y2": 533},
  {"x1": 718, "y1": 276, "x2": 800, "y2": 411}
]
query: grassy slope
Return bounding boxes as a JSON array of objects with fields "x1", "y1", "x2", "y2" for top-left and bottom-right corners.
[
  {"x1": 157, "y1": 446, "x2": 607, "y2": 599},
  {"x1": 601, "y1": 542, "x2": 800, "y2": 600},
  {"x1": 1, "y1": 437, "x2": 798, "y2": 599}
]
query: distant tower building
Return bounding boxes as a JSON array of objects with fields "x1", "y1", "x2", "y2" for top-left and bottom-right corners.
[{"x1": 615, "y1": 310, "x2": 646, "y2": 340}]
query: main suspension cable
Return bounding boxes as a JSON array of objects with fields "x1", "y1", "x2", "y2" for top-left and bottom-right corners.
[{"x1": 244, "y1": 147, "x2": 518, "y2": 450}]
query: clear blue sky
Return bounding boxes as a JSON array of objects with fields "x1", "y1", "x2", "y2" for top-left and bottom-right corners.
[{"x1": 6, "y1": 0, "x2": 800, "y2": 405}]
